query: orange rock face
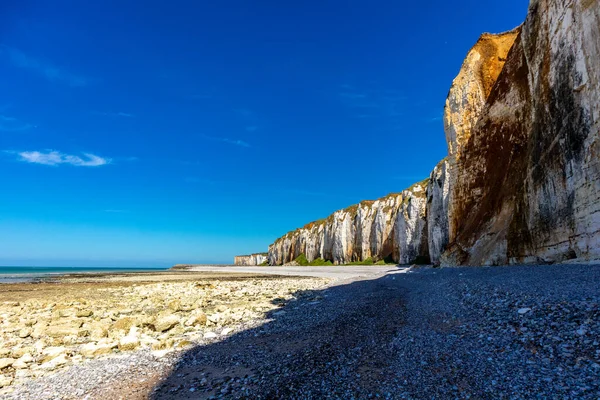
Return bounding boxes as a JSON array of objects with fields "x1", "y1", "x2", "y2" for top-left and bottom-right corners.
[{"x1": 443, "y1": 0, "x2": 600, "y2": 265}]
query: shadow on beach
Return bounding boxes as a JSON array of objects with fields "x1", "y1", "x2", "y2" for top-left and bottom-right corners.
[{"x1": 149, "y1": 270, "x2": 405, "y2": 399}]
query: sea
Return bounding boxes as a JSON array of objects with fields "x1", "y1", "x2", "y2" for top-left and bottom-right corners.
[{"x1": 0, "y1": 266, "x2": 170, "y2": 284}]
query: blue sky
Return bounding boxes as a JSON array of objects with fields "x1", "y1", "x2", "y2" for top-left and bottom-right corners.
[{"x1": 0, "y1": 0, "x2": 528, "y2": 267}]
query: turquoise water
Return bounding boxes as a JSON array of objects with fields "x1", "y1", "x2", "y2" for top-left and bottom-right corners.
[{"x1": 0, "y1": 266, "x2": 169, "y2": 283}]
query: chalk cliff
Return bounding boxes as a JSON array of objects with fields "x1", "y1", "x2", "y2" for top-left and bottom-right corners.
[
  {"x1": 266, "y1": 0, "x2": 599, "y2": 267},
  {"x1": 268, "y1": 181, "x2": 429, "y2": 265},
  {"x1": 442, "y1": 0, "x2": 600, "y2": 265},
  {"x1": 234, "y1": 253, "x2": 268, "y2": 266},
  {"x1": 426, "y1": 158, "x2": 451, "y2": 264}
]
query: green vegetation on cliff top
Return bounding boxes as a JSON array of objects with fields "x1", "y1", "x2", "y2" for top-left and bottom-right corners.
[{"x1": 274, "y1": 178, "x2": 430, "y2": 245}]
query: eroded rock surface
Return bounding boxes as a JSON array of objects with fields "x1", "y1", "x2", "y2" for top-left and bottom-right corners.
[
  {"x1": 268, "y1": 181, "x2": 429, "y2": 265},
  {"x1": 234, "y1": 254, "x2": 268, "y2": 266},
  {"x1": 426, "y1": 159, "x2": 451, "y2": 264}
]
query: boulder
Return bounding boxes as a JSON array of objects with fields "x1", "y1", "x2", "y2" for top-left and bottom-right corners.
[
  {"x1": 45, "y1": 325, "x2": 80, "y2": 339},
  {"x1": 184, "y1": 311, "x2": 207, "y2": 327},
  {"x1": 41, "y1": 346, "x2": 66, "y2": 363},
  {"x1": 40, "y1": 353, "x2": 68, "y2": 371},
  {"x1": 118, "y1": 335, "x2": 140, "y2": 351},
  {"x1": 0, "y1": 375, "x2": 12, "y2": 388},
  {"x1": 0, "y1": 358, "x2": 15, "y2": 370},
  {"x1": 153, "y1": 314, "x2": 179, "y2": 332},
  {"x1": 111, "y1": 317, "x2": 137, "y2": 332},
  {"x1": 18, "y1": 328, "x2": 32, "y2": 338},
  {"x1": 79, "y1": 342, "x2": 115, "y2": 358},
  {"x1": 76, "y1": 309, "x2": 93, "y2": 318}
]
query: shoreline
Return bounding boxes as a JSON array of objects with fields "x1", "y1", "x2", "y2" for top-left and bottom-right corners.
[{"x1": 0, "y1": 269, "x2": 333, "y2": 393}]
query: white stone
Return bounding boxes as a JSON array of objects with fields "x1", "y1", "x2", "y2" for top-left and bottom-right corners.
[
  {"x1": 203, "y1": 332, "x2": 218, "y2": 339},
  {"x1": 221, "y1": 328, "x2": 234, "y2": 336}
]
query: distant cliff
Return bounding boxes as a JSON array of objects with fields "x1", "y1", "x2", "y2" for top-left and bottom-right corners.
[
  {"x1": 234, "y1": 253, "x2": 268, "y2": 266},
  {"x1": 265, "y1": 0, "x2": 599, "y2": 267},
  {"x1": 269, "y1": 181, "x2": 429, "y2": 266}
]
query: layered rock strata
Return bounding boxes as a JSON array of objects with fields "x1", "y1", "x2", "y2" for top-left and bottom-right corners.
[{"x1": 234, "y1": 253, "x2": 268, "y2": 266}]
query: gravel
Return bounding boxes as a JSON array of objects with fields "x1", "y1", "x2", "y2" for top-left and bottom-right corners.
[{"x1": 2, "y1": 264, "x2": 599, "y2": 399}]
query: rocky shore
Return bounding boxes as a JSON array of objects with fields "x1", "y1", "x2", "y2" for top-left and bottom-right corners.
[{"x1": 0, "y1": 271, "x2": 328, "y2": 393}]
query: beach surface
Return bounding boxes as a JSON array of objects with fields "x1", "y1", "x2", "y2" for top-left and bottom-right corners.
[
  {"x1": 0, "y1": 268, "x2": 337, "y2": 397},
  {"x1": 1, "y1": 264, "x2": 599, "y2": 399}
]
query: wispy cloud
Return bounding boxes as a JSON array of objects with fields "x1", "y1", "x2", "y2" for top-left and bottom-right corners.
[
  {"x1": 93, "y1": 111, "x2": 134, "y2": 118},
  {"x1": 201, "y1": 135, "x2": 251, "y2": 148},
  {"x1": 13, "y1": 150, "x2": 110, "y2": 167},
  {"x1": 0, "y1": 45, "x2": 88, "y2": 87},
  {"x1": 0, "y1": 115, "x2": 35, "y2": 132},
  {"x1": 104, "y1": 209, "x2": 129, "y2": 213},
  {"x1": 245, "y1": 126, "x2": 258, "y2": 132}
]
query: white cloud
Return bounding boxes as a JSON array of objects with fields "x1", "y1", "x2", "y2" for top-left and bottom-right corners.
[
  {"x1": 16, "y1": 150, "x2": 110, "y2": 167},
  {"x1": 0, "y1": 45, "x2": 88, "y2": 87},
  {"x1": 0, "y1": 115, "x2": 35, "y2": 132}
]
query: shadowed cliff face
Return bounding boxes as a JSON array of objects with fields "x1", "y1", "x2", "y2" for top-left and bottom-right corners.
[
  {"x1": 268, "y1": 181, "x2": 429, "y2": 266},
  {"x1": 443, "y1": 0, "x2": 600, "y2": 265}
]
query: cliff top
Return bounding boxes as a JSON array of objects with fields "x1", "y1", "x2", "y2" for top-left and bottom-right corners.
[{"x1": 272, "y1": 178, "x2": 429, "y2": 245}]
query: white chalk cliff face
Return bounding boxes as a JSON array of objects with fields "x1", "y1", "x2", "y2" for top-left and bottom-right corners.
[
  {"x1": 234, "y1": 254, "x2": 268, "y2": 266},
  {"x1": 426, "y1": 159, "x2": 450, "y2": 264},
  {"x1": 268, "y1": 181, "x2": 429, "y2": 266},
  {"x1": 266, "y1": 0, "x2": 599, "y2": 267}
]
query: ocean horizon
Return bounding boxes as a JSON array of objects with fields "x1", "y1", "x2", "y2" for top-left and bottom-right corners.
[{"x1": 0, "y1": 265, "x2": 171, "y2": 283}]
